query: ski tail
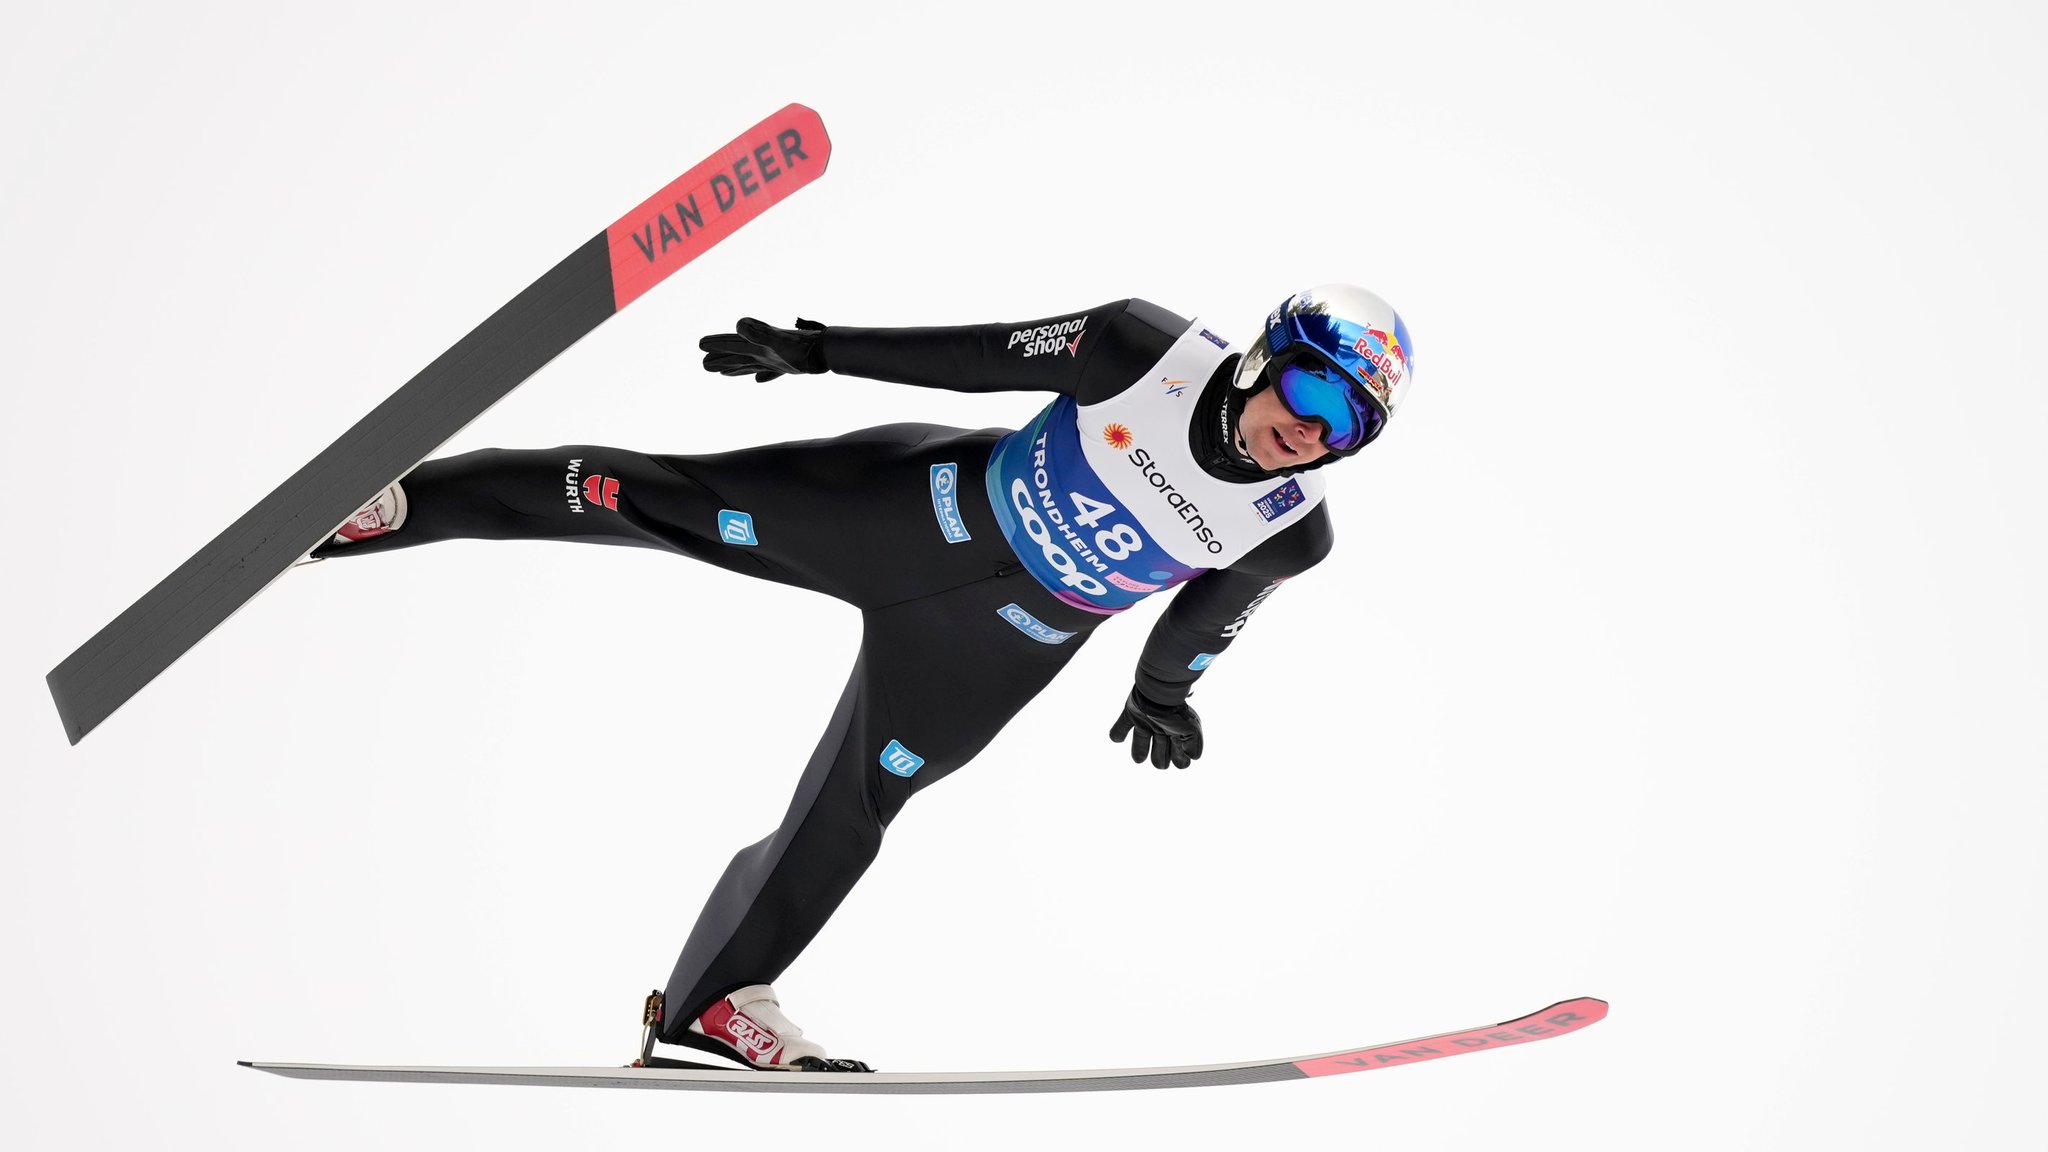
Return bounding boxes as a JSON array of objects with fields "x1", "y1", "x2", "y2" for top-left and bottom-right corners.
[{"x1": 47, "y1": 104, "x2": 830, "y2": 745}]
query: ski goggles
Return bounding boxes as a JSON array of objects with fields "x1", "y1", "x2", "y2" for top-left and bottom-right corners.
[{"x1": 1272, "y1": 352, "x2": 1387, "y2": 453}]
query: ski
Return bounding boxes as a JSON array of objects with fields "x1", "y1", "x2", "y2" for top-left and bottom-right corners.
[
  {"x1": 46, "y1": 104, "x2": 831, "y2": 745},
  {"x1": 241, "y1": 996, "x2": 1605, "y2": 1096}
]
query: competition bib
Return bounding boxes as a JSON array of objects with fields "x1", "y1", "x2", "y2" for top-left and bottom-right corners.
[{"x1": 984, "y1": 321, "x2": 1326, "y2": 613}]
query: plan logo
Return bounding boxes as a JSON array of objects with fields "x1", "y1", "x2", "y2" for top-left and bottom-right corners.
[
  {"x1": 929, "y1": 463, "x2": 971, "y2": 543},
  {"x1": 880, "y1": 739, "x2": 926, "y2": 778},
  {"x1": 1007, "y1": 315, "x2": 1088, "y2": 358},
  {"x1": 1102, "y1": 423, "x2": 1134, "y2": 450},
  {"x1": 581, "y1": 474, "x2": 620, "y2": 511},
  {"x1": 998, "y1": 603, "x2": 1076, "y2": 645},
  {"x1": 717, "y1": 509, "x2": 759, "y2": 546}
]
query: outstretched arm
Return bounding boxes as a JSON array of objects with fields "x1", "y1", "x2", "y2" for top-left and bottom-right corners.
[{"x1": 701, "y1": 299, "x2": 1190, "y2": 401}]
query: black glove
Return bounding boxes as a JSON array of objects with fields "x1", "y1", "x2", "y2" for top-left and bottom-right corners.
[
  {"x1": 699, "y1": 317, "x2": 827, "y2": 382},
  {"x1": 1108, "y1": 687, "x2": 1205, "y2": 769}
]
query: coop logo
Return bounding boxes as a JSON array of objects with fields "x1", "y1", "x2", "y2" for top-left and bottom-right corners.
[
  {"x1": 929, "y1": 463, "x2": 971, "y2": 543},
  {"x1": 1103, "y1": 423, "x2": 1134, "y2": 450},
  {"x1": 581, "y1": 474, "x2": 621, "y2": 511},
  {"x1": 717, "y1": 509, "x2": 758, "y2": 546},
  {"x1": 1220, "y1": 578, "x2": 1285, "y2": 638},
  {"x1": 1157, "y1": 377, "x2": 1190, "y2": 398},
  {"x1": 1125, "y1": 449, "x2": 1224, "y2": 554},
  {"x1": 879, "y1": 739, "x2": 926, "y2": 778},
  {"x1": 1007, "y1": 315, "x2": 1088, "y2": 358},
  {"x1": 1352, "y1": 325, "x2": 1409, "y2": 399},
  {"x1": 998, "y1": 603, "x2": 1075, "y2": 645},
  {"x1": 563, "y1": 458, "x2": 586, "y2": 513}
]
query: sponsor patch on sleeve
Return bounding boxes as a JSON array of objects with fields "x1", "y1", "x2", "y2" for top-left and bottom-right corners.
[
  {"x1": 717, "y1": 509, "x2": 759, "y2": 546},
  {"x1": 929, "y1": 463, "x2": 971, "y2": 543},
  {"x1": 880, "y1": 739, "x2": 925, "y2": 778}
]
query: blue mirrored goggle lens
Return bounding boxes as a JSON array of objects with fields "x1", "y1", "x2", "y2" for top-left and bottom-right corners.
[{"x1": 1275, "y1": 359, "x2": 1383, "y2": 451}]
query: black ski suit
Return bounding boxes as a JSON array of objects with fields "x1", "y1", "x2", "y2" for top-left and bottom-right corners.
[{"x1": 315, "y1": 298, "x2": 1334, "y2": 1047}]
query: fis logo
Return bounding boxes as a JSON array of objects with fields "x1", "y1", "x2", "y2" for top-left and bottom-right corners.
[
  {"x1": 1252, "y1": 478, "x2": 1307, "y2": 522},
  {"x1": 1157, "y1": 377, "x2": 1189, "y2": 398},
  {"x1": 581, "y1": 474, "x2": 620, "y2": 511},
  {"x1": 929, "y1": 463, "x2": 971, "y2": 543},
  {"x1": 1007, "y1": 315, "x2": 1088, "y2": 358},
  {"x1": 717, "y1": 509, "x2": 759, "y2": 546},
  {"x1": 1102, "y1": 423, "x2": 1134, "y2": 450},
  {"x1": 880, "y1": 739, "x2": 925, "y2": 778},
  {"x1": 998, "y1": 603, "x2": 1076, "y2": 645}
]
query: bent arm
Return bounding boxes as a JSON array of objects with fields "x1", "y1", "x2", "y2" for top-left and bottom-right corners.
[{"x1": 1133, "y1": 504, "x2": 1335, "y2": 705}]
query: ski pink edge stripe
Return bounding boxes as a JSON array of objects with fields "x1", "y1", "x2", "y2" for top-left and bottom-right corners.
[
  {"x1": 1293, "y1": 997, "x2": 1607, "y2": 1078},
  {"x1": 604, "y1": 104, "x2": 832, "y2": 310}
]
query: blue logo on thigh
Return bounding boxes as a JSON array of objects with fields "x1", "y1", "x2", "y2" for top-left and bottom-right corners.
[
  {"x1": 717, "y1": 509, "x2": 758, "y2": 546},
  {"x1": 929, "y1": 463, "x2": 971, "y2": 543},
  {"x1": 880, "y1": 740, "x2": 925, "y2": 778},
  {"x1": 998, "y1": 603, "x2": 1076, "y2": 645},
  {"x1": 1189, "y1": 653, "x2": 1217, "y2": 670}
]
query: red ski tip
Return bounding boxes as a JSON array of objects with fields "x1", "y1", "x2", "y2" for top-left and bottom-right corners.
[
  {"x1": 1292, "y1": 997, "x2": 1607, "y2": 1078},
  {"x1": 604, "y1": 104, "x2": 831, "y2": 310}
]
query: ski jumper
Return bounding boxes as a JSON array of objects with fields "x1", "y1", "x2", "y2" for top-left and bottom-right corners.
[{"x1": 312, "y1": 298, "x2": 1335, "y2": 1045}]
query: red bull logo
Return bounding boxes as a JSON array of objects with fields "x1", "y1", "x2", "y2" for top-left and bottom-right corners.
[{"x1": 1352, "y1": 327, "x2": 1408, "y2": 401}]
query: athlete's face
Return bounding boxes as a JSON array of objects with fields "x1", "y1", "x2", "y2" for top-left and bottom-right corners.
[{"x1": 1238, "y1": 384, "x2": 1332, "y2": 471}]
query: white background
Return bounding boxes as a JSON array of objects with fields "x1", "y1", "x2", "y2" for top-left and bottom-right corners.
[{"x1": 3, "y1": 1, "x2": 2044, "y2": 1147}]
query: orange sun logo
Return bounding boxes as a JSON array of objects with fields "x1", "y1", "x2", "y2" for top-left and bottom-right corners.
[{"x1": 1103, "y1": 423, "x2": 1133, "y2": 450}]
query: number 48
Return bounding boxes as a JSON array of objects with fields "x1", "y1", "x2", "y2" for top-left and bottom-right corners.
[{"x1": 1069, "y1": 492, "x2": 1144, "y2": 560}]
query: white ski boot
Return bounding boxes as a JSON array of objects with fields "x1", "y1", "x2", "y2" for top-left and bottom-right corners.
[
  {"x1": 331, "y1": 482, "x2": 407, "y2": 545},
  {"x1": 690, "y1": 985, "x2": 871, "y2": 1072}
]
